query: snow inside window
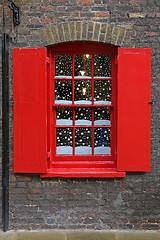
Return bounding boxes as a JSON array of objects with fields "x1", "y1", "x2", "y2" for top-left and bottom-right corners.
[
  {"x1": 55, "y1": 80, "x2": 72, "y2": 104},
  {"x1": 94, "y1": 107, "x2": 111, "y2": 126},
  {"x1": 56, "y1": 107, "x2": 73, "y2": 126},
  {"x1": 56, "y1": 128, "x2": 73, "y2": 155},
  {"x1": 54, "y1": 52, "x2": 113, "y2": 156},
  {"x1": 75, "y1": 54, "x2": 92, "y2": 78},
  {"x1": 94, "y1": 80, "x2": 111, "y2": 105},
  {"x1": 55, "y1": 54, "x2": 72, "y2": 77},
  {"x1": 94, "y1": 128, "x2": 111, "y2": 155},
  {"x1": 94, "y1": 55, "x2": 111, "y2": 78},
  {"x1": 75, "y1": 128, "x2": 92, "y2": 155},
  {"x1": 75, "y1": 107, "x2": 92, "y2": 126}
]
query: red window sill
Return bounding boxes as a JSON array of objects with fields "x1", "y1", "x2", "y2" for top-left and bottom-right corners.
[{"x1": 40, "y1": 168, "x2": 126, "y2": 178}]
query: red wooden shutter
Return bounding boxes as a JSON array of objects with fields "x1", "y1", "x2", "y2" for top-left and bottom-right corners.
[
  {"x1": 13, "y1": 48, "x2": 47, "y2": 173},
  {"x1": 117, "y1": 48, "x2": 151, "y2": 172}
]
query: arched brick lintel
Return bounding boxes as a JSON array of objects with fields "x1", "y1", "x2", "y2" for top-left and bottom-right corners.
[{"x1": 41, "y1": 22, "x2": 127, "y2": 47}]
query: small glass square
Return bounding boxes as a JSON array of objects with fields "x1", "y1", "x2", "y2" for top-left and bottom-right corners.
[
  {"x1": 94, "y1": 128, "x2": 111, "y2": 155},
  {"x1": 75, "y1": 128, "x2": 92, "y2": 155},
  {"x1": 56, "y1": 107, "x2": 73, "y2": 126},
  {"x1": 55, "y1": 80, "x2": 72, "y2": 104},
  {"x1": 55, "y1": 54, "x2": 72, "y2": 78},
  {"x1": 56, "y1": 128, "x2": 73, "y2": 155},
  {"x1": 94, "y1": 107, "x2": 111, "y2": 126},
  {"x1": 74, "y1": 80, "x2": 92, "y2": 104},
  {"x1": 94, "y1": 55, "x2": 111, "y2": 78},
  {"x1": 74, "y1": 54, "x2": 92, "y2": 78},
  {"x1": 94, "y1": 80, "x2": 111, "y2": 105},
  {"x1": 75, "y1": 107, "x2": 92, "y2": 126}
]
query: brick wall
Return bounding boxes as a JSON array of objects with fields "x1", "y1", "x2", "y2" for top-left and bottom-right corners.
[{"x1": 0, "y1": 0, "x2": 160, "y2": 230}]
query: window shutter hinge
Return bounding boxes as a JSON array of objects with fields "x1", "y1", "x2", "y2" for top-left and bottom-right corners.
[
  {"x1": 47, "y1": 150, "x2": 51, "y2": 159},
  {"x1": 115, "y1": 57, "x2": 118, "y2": 65},
  {"x1": 46, "y1": 57, "x2": 50, "y2": 64}
]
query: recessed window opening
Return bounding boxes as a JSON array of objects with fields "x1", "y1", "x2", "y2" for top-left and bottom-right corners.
[{"x1": 50, "y1": 42, "x2": 117, "y2": 168}]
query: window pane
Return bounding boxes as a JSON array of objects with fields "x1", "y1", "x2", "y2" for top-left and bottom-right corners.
[
  {"x1": 74, "y1": 80, "x2": 92, "y2": 104},
  {"x1": 94, "y1": 55, "x2": 111, "y2": 78},
  {"x1": 75, "y1": 107, "x2": 92, "y2": 126},
  {"x1": 94, "y1": 128, "x2": 111, "y2": 155},
  {"x1": 94, "y1": 80, "x2": 111, "y2": 105},
  {"x1": 55, "y1": 54, "x2": 72, "y2": 77},
  {"x1": 74, "y1": 54, "x2": 92, "y2": 78},
  {"x1": 75, "y1": 128, "x2": 92, "y2": 155},
  {"x1": 94, "y1": 107, "x2": 111, "y2": 126},
  {"x1": 56, "y1": 128, "x2": 73, "y2": 155},
  {"x1": 55, "y1": 80, "x2": 72, "y2": 104},
  {"x1": 56, "y1": 107, "x2": 73, "y2": 126}
]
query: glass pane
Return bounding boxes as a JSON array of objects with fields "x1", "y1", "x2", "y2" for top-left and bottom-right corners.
[
  {"x1": 75, "y1": 107, "x2": 92, "y2": 126},
  {"x1": 94, "y1": 107, "x2": 111, "y2": 126},
  {"x1": 55, "y1": 80, "x2": 72, "y2": 104},
  {"x1": 55, "y1": 54, "x2": 72, "y2": 77},
  {"x1": 56, "y1": 128, "x2": 73, "y2": 155},
  {"x1": 94, "y1": 55, "x2": 111, "y2": 78},
  {"x1": 74, "y1": 54, "x2": 92, "y2": 78},
  {"x1": 56, "y1": 107, "x2": 73, "y2": 126},
  {"x1": 75, "y1": 128, "x2": 92, "y2": 155},
  {"x1": 94, "y1": 128, "x2": 110, "y2": 155},
  {"x1": 94, "y1": 80, "x2": 111, "y2": 105},
  {"x1": 74, "y1": 80, "x2": 92, "y2": 104}
]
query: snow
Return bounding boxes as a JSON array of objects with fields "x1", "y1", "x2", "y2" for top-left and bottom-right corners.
[
  {"x1": 55, "y1": 76, "x2": 72, "y2": 79},
  {"x1": 56, "y1": 119, "x2": 110, "y2": 126},
  {"x1": 56, "y1": 146, "x2": 110, "y2": 155},
  {"x1": 94, "y1": 76, "x2": 111, "y2": 79},
  {"x1": 75, "y1": 146, "x2": 92, "y2": 155},
  {"x1": 55, "y1": 100, "x2": 72, "y2": 104},
  {"x1": 56, "y1": 119, "x2": 72, "y2": 126},
  {"x1": 74, "y1": 100, "x2": 92, "y2": 105},
  {"x1": 55, "y1": 100, "x2": 111, "y2": 105},
  {"x1": 74, "y1": 76, "x2": 92, "y2": 79},
  {"x1": 55, "y1": 100, "x2": 93, "y2": 105},
  {"x1": 94, "y1": 147, "x2": 110, "y2": 155},
  {"x1": 75, "y1": 120, "x2": 92, "y2": 126},
  {"x1": 94, "y1": 119, "x2": 110, "y2": 125},
  {"x1": 56, "y1": 146, "x2": 73, "y2": 155},
  {"x1": 94, "y1": 100, "x2": 111, "y2": 105}
]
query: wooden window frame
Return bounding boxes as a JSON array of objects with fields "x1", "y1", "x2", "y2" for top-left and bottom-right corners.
[{"x1": 46, "y1": 42, "x2": 117, "y2": 170}]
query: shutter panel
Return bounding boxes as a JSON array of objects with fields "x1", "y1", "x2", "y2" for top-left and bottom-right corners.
[
  {"x1": 117, "y1": 48, "x2": 151, "y2": 172},
  {"x1": 13, "y1": 48, "x2": 47, "y2": 173}
]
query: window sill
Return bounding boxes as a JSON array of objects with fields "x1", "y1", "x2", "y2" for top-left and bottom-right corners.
[{"x1": 40, "y1": 168, "x2": 126, "y2": 178}]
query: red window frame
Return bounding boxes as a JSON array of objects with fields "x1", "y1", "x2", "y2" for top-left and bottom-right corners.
[{"x1": 47, "y1": 43, "x2": 117, "y2": 170}]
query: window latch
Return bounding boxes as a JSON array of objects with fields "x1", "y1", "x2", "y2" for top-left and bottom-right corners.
[
  {"x1": 47, "y1": 150, "x2": 51, "y2": 159},
  {"x1": 46, "y1": 57, "x2": 50, "y2": 64}
]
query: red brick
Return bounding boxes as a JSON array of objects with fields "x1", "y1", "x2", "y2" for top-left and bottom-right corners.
[
  {"x1": 129, "y1": 0, "x2": 147, "y2": 5},
  {"x1": 72, "y1": 12, "x2": 80, "y2": 17},
  {"x1": 40, "y1": 18, "x2": 57, "y2": 23},
  {"x1": 157, "y1": 13, "x2": 160, "y2": 17},
  {"x1": 52, "y1": 0, "x2": 68, "y2": 3},
  {"x1": 146, "y1": 31, "x2": 159, "y2": 36},
  {"x1": 40, "y1": 6, "x2": 54, "y2": 10},
  {"x1": 147, "y1": 13, "x2": 156, "y2": 18},
  {"x1": 78, "y1": 0, "x2": 93, "y2": 4},
  {"x1": 95, "y1": 12, "x2": 110, "y2": 18},
  {"x1": 43, "y1": 0, "x2": 50, "y2": 3}
]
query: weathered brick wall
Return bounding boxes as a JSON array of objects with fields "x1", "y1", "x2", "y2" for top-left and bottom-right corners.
[{"x1": 0, "y1": 0, "x2": 160, "y2": 230}]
